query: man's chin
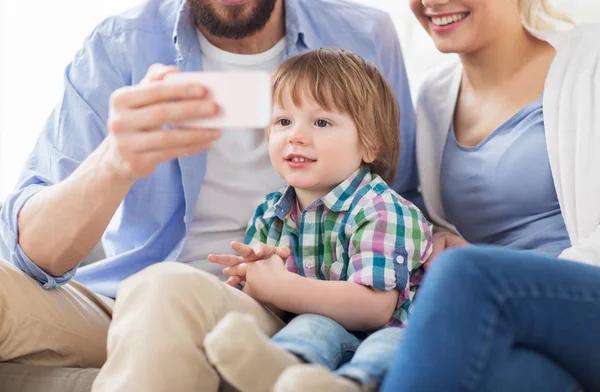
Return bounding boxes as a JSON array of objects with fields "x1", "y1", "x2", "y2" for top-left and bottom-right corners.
[
  {"x1": 190, "y1": 0, "x2": 277, "y2": 40},
  {"x1": 216, "y1": 0, "x2": 248, "y2": 5}
]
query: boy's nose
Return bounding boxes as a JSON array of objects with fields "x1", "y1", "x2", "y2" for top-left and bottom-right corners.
[{"x1": 288, "y1": 126, "x2": 310, "y2": 145}]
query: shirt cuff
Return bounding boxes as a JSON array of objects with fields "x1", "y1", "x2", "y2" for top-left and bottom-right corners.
[
  {"x1": 347, "y1": 264, "x2": 399, "y2": 291},
  {"x1": 0, "y1": 184, "x2": 77, "y2": 289},
  {"x1": 15, "y1": 242, "x2": 77, "y2": 289}
]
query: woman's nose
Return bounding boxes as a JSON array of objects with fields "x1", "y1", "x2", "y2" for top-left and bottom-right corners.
[{"x1": 422, "y1": 0, "x2": 451, "y2": 7}]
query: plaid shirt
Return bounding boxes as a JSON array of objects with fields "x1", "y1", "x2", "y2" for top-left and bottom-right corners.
[{"x1": 244, "y1": 167, "x2": 433, "y2": 327}]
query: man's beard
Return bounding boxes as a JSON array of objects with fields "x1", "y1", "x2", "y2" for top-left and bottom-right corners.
[{"x1": 189, "y1": 0, "x2": 278, "y2": 40}]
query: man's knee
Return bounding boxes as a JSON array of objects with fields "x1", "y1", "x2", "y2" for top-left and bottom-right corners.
[{"x1": 118, "y1": 261, "x2": 224, "y2": 302}]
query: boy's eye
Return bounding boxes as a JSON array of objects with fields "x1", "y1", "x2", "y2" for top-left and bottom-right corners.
[
  {"x1": 315, "y1": 119, "x2": 331, "y2": 128},
  {"x1": 277, "y1": 118, "x2": 292, "y2": 126}
]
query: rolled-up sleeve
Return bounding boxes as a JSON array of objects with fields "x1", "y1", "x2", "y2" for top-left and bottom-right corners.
[
  {"x1": 346, "y1": 194, "x2": 433, "y2": 293},
  {"x1": 0, "y1": 26, "x2": 127, "y2": 288},
  {"x1": 0, "y1": 184, "x2": 78, "y2": 288}
]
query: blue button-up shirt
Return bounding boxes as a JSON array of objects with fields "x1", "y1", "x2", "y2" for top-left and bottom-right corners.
[{"x1": 0, "y1": 0, "x2": 417, "y2": 298}]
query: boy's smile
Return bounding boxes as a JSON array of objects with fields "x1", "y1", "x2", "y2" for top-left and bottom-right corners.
[{"x1": 268, "y1": 96, "x2": 368, "y2": 209}]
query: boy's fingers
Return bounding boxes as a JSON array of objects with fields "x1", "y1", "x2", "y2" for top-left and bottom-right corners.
[
  {"x1": 231, "y1": 241, "x2": 255, "y2": 258},
  {"x1": 253, "y1": 243, "x2": 276, "y2": 257},
  {"x1": 223, "y1": 263, "x2": 249, "y2": 277},
  {"x1": 225, "y1": 276, "x2": 243, "y2": 287},
  {"x1": 276, "y1": 246, "x2": 291, "y2": 259},
  {"x1": 208, "y1": 254, "x2": 245, "y2": 267}
]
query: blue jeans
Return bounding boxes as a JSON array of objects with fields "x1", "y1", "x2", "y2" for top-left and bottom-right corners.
[
  {"x1": 381, "y1": 246, "x2": 600, "y2": 392},
  {"x1": 272, "y1": 313, "x2": 404, "y2": 388}
]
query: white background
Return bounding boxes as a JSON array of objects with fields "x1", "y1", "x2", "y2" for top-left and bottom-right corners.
[{"x1": 0, "y1": 0, "x2": 599, "y2": 200}]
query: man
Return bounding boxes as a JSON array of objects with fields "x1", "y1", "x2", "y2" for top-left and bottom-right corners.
[{"x1": 0, "y1": 0, "x2": 417, "y2": 390}]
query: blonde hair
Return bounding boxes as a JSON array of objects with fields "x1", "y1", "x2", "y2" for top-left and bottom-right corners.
[
  {"x1": 270, "y1": 48, "x2": 400, "y2": 185},
  {"x1": 519, "y1": 0, "x2": 574, "y2": 31}
]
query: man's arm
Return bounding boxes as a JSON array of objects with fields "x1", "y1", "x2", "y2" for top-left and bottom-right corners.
[
  {"x1": 0, "y1": 31, "x2": 219, "y2": 284},
  {"x1": 16, "y1": 142, "x2": 134, "y2": 277}
]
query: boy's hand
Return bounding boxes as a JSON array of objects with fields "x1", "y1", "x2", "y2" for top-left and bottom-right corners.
[
  {"x1": 207, "y1": 241, "x2": 290, "y2": 285},
  {"x1": 223, "y1": 254, "x2": 288, "y2": 304}
]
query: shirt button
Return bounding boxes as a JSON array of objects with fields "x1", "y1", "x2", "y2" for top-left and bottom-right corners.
[
  {"x1": 396, "y1": 255, "x2": 405, "y2": 264},
  {"x1": 305, "y1": 260, "x2": 314, "y2": 268}
]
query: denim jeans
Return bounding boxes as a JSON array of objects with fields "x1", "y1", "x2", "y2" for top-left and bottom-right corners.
[
  {"x1": 381, "y1": 246, "x2": 600, "y2": 392},
  {"x1": 272, "y1": 313, "x2": 404, "y2": 389}
]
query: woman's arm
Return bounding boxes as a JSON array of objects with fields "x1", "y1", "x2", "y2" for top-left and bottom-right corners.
[{"x1": 426, "y1": 226, "x2": 470, "y2": 269}]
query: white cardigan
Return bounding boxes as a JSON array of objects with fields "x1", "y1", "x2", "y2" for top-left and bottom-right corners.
[{"x1": 415, "y1": 24, "x2": 600, "y2": 266}]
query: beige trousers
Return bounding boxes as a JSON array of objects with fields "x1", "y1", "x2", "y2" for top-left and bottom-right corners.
[
  {"x1": 0, "y1": 259, "x2": 284, "y2": 391},
  {"x1": 0, "y1": 259, "x2": 112, "y2": 367},
  {"x1": 92, "y1": 262, "x2": 284, "y2": 391}
]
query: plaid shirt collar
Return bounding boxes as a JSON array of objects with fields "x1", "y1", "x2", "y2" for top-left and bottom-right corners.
[{"x1": 264, "y1": 166, "x2": 373, "y2": 221}]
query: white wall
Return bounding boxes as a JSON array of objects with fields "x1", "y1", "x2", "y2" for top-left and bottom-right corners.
[
  {"x1": 0, "y1": 0, "x2": 144, "y2": 200},
  {"x1": 0, "y1": 0, "x2": 599, "y2": 201}
]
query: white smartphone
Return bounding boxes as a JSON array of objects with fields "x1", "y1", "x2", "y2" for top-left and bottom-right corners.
[{"x1": 164, "y1": 71, "x2": 272, "y2": 129}]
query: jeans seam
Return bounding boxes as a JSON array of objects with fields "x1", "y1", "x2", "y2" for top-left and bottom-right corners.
[{"x1": 464, "y1": 306, "x2": 500, "y2": 391}]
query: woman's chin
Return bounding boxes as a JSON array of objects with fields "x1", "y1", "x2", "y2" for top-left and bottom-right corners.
[{"x1": 435, "y1": 42, "x2": 475, "y2": 55}]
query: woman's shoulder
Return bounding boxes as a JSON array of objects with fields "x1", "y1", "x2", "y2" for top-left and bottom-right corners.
[
  {"x1": 561, "y1": 23, "x2": 600, "y2": 41},
  {"x1": 543, "y1": 23, "x2": 600, "y2": 50},
  {"x1": 545, "y1": 23, "x2": 600, "y2": 86}
]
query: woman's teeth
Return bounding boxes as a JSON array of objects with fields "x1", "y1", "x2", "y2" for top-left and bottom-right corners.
[{"x1": 431, "y1": 13, "x2": 467, "y2": 26}]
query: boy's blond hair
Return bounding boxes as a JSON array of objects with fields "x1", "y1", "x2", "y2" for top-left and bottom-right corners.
[{"x1": 270, "y1": 48, "x2": 400, "y2": 185}]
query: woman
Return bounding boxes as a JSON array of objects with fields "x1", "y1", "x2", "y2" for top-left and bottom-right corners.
[{"x1": 381, "y1": 0, "x2": 600, "y2": 391}]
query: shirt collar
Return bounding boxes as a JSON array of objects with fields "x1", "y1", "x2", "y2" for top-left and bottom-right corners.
[
  {"x1": 172, "y1": 0, "x2": 313, "y2": 55},
  {"x1": 264, "y1": 167, "x2": 373, "y2": 220},
  {"x1": 320, "y1": 166, "x2": 373, "y2": 212},
  {"x1": 172, "y1": 0, "x2": 192, "y2": 49},
  {"x1": 283, "y1": 0, "x2": 314, "y2": 49}
]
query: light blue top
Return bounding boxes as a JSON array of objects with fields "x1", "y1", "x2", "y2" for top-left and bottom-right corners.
[
  {"x1": 0, "y1": 0, "x2": 417, "y2": 298},
  {"x1": 440, "y1": 97, "x2": 571, "y2": 256}
]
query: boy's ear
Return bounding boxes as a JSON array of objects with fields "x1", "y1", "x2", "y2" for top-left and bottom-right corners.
[{"x1": 362, "y1": 148, "x2": 377, "y2": 164}]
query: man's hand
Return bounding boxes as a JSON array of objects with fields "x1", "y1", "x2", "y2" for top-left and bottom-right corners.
[
  {"x1": 102, "y1": 63, "x2": 222, "y2": 181},
  {"x1": 425, "y1": 228, "x2": 470, "y2": 270},
  {"x1": 208, "y1": 241, "x2": 290, "y2": 286}
]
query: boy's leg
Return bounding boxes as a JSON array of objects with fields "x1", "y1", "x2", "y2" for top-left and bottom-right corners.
[
  {"x1": 205, "y1": 313, "x2": 360, "y2": 392},
  {"x1": 274, "y1": 326, "x2": 403, "y2": 392},
  {"x1": 335, "y1": 327, "x2": 405, "y2": 389},
  {"x1": 92, "y1": 262, "x2": 285, "y2": 392},
  {"x1": 273, "y1": 313, "x2": 360, "y2": 368},
  {"x1": 0, "y1": 259, "x2": 112, "y2": 367},
  {"x1": 204, "y1": 312, "x2": 303, "y2": 392}
]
